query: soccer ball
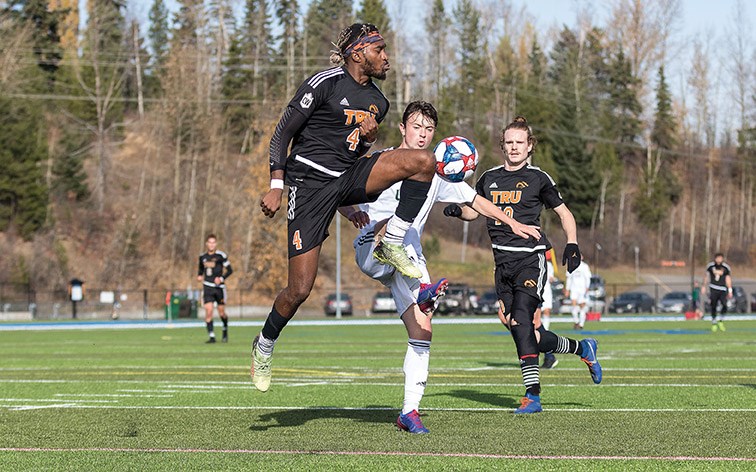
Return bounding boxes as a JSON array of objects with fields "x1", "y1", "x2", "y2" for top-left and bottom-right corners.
[{"x1": 433, "y1": 136, "x2": 479, "y2": 182}]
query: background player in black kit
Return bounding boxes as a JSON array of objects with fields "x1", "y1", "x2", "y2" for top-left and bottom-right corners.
[
  {"x1": 445, "y1": 116, "x2": 602, "y2": 414},
  {"x1": 197, "y1": 234, "x2": 233, "y2": 343},
  {"x1": 702, "y1": 252, "x2": 733, "y2": 332},
  {"x1": 252, "y1": 24, "x2": 437, "y2": 392}
]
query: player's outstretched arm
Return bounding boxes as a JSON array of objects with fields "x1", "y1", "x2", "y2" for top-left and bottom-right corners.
[
  {"x1": 553, "y1": 203, "x2": 581, "y2": 272},
  {"x1": 468, "y1": 195, "x2": 541, "y2": 240}
]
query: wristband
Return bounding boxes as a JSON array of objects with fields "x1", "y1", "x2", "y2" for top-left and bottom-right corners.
[
  {"x1": 728, "y1": 288, "x2": 733, "y2": 293},
  {"x1": 270, "y1": 179, "x2": 284, "y2": 190}
]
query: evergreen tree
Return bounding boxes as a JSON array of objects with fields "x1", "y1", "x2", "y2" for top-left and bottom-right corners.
[
  {"x1": 635, "y1": 64, "x2": 681, "y2": 228},
  {"x1": 303, "y1": 0, "x2": 353, "y2": 73},
  {"x1": 516, "y1": 38, "x2": 558, "y2": 180},
  {"x1": 356, "y1": 0, "x2": 390, "y2": 33},
  {"x1": 424, "y1": 0, "x2": 449, "y2": 100},
  {"x1": 547, "y1": 27, "x2": 599, "y2": 226},
  {"x1": 0, "y1": 84, "x2": 48, "y2": 237},
  {"x1": 148, "y1": 0, "x2": 170, "y2": 64},
  {"x1": 273, "y1": 0, "x2": 300, "y2": 97},
  {"x1": 651, "y1": 66, "x2": 676, "y2": 153},
  {"x1": 3, "y1": 0, "x2": 64, "y2": 87}
]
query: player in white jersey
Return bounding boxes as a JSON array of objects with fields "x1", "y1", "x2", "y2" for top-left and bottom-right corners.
[
  {"x1": 565, "y1": 256, "x2": 591, "y2": 329},
  {"x1": 539, "y1": 249, "x2": 558, "y2": 368},
  {"x1": 341, "y1": 101, "x2": 541, "y2": 434}
]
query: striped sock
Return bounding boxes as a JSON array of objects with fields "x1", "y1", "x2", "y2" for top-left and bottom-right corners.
[
  {"x1": 553, "y1": 335, "x2": 579, "y2": 355},
  {"x1": 256, "y1": 333, "x2": 275, "y2": 357},
  {"x1": 520, "y1": 356, "x2": 540, "y2": 396}
]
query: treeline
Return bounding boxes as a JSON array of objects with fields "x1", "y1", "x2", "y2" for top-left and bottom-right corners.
[{"x1": 0, "y1": 0, "x2": 753, "y2": 292}]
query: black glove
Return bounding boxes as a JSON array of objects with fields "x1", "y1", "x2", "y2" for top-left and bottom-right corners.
[
  {"x1": 444, "y1": 204, "x2": 462, "y2": 218},
  {"x1": 562, "y1": 243, "x2": 581, "y2": 273}
]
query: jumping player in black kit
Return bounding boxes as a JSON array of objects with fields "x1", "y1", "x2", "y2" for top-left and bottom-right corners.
[
  {"x1": 197, "y1": 234, "x2": 233, "y2": 343},
  {"x1": 251, "y1": 24, "x2": 437, "y2": 392},
  {"x1": 702, "y1": 252, "x2": 733, "y2": 332},
  {"x1": 444, "y1": 116, "x2": 602, "y2": 413}
]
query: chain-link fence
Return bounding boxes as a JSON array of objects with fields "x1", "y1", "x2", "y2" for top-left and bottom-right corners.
[{"x1": 1, "y1": 280, "x2": 755, "y2": 321}]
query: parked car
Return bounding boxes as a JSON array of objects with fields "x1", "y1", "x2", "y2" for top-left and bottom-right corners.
[
  {"x1": 657, "y1": 291, "x2": 692, "y2": 313},
  {"x1": 588, "y1": 275, "x2": 606, "y2": 300},
  {"x1": 550, "y1": 278, "x2": 566, "y2": 312},
  {"x1": 704, "y1": 286, "x2": 748, "y2": 314},
  {"x1": 371, "y1": 291, "x2": 396, "y2": 314},
  {"x1": 436, "y1": 284, "x2": 478, "y2": 315},
  {"x1": 751, "y1": 292, "x2": 756, "y2": 313},
  {"x1": 608, "y1": 291, "x2": 655, "y2": 314},
  {"x1": 324, "y1": 293, "x2": 353, "y2": 316},
  {"x1": 475, "y1": 290, "x2": 499, "y2": 315}
]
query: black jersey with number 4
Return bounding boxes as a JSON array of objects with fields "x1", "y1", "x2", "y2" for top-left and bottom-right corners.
[
  {"x1": 285, "y1": 66, "x2": 389, "y2": 188},
  {"x1": 475, "y1": 164, "x2": 563, "y2": 264}
]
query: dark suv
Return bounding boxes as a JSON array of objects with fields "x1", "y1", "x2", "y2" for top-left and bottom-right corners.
[{"x1": 436, "y1": 284, "x2": 478, "y2": 315}]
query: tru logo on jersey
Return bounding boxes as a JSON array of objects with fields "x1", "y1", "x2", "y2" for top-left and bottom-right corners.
[
  {"x1": 490, "y1": 190, "x2": 522, "y2": 204},
  {"x1": 343, "y1": 108, "x2": 376, "y2": 125}
]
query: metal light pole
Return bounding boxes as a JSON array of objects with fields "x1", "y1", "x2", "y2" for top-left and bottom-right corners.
[
  {"x1": 336, "y1": 215, "x2": 342, "y2": 319},
  {"x1": 634, "y1": 246, "x2": 640, "y2": 283}
]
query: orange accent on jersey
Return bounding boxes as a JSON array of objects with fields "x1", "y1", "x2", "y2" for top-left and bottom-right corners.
[
  {"x1": 346, "y1": 128, "x2": 361, "y2": 151},
  {"x1": 344, "y1": 109, "x2": 376, "y2": 125},
  {"x1": 490, "y1": 190, "x2": 522, "y2": 204},
  {"x1": 292, "y1": 230, "x2": 303, "y2": 250}
]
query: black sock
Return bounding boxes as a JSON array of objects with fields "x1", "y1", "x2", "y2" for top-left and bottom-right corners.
[
  {"x1": 221, "y1": 316, "x2": 228, "y2": 331},
  {"x1": 395, "y1": 180, "x2": 432, "y2": 223},
  {"x1": 206, "y1": 321, "x2": 214, "y2": 336},
  {"x1": 261, "y1": 306, "x2": 290, "y2": 341}
]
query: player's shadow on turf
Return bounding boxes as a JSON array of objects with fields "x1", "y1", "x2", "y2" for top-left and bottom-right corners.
[
  {"x1": 248, "y1": 406, "x2": 394, "y2": 431},
  {"x1": 430, "y1": 389, "x2": 521, "y2": 408},
  {"x1": 484, "y1": 361, "x2": 520, "y2": 368}
]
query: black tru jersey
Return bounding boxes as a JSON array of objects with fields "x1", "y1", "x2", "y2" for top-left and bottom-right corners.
[
  {"x1": 705, "y1": 261, "x2": 731, "y2": 292},
  {"x1": 198, "y1": 251, "x2": 232, "y2": 288},
  {"x1": 285, "y1": 66, "x2": 389, "y2": 187},
  {"x1": 475, "y1": 164, "x2": 564, "y2": 264}
]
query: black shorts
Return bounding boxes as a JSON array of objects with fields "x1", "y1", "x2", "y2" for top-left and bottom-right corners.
[
  {"x1": 286, "y1": 154, "x2": 381, "y2": 258},
  {"x1": 203, "y1": 286, "x2": 226, "y2": 305},
  {"x1": 494, "y1": 251, "x2": 547, "y2": 316}
]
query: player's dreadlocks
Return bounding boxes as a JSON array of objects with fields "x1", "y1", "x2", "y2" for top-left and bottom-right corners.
[
  {"x1": 330, "y1": 23, "x2": 383, "y2": 66},
  {"x1": 500, "y1": 115, "x2": 537, "y2": 158}
]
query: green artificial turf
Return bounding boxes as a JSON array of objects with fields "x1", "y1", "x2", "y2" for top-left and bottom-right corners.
[{"x1": 0, "y1": 320, "x2": 754, "y2": 470}]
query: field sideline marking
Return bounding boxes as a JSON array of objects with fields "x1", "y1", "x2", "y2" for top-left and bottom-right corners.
[
  {"x1": 3, "y1": 404, "x2": 756, "y2": 413},
  {"x1": 0, "y1": 447, "x2": 752, "y2": 462},
  {"x1": 1, "y1": 315, "x2": 755, "y2": 331}
]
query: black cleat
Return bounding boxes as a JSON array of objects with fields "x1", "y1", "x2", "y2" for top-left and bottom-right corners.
[
  {"x1": 206, "y1": 337, "x2": 216, "y2": 344},
  {"x1": 542, "y1": 353, "x2": 559, "y2": 369},
  {"x1": 222, "y1": 333, "x2": 228, "y2": 343}
]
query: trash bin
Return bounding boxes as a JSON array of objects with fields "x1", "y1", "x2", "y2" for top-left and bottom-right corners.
[
  {"x1": 178, "y1": 298, "x2": 197, "y2": 318},
  {"x1": 165, "y1": 292, "x2": 198, "y2": 320}
]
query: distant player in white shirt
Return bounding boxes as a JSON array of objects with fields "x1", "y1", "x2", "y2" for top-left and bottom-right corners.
[
  {"x1": 341, "y1": 101, "x2": 540, "y2": 434},
  {"x1": 566, "y1": 257, "x2": 591, "y2": 329}
]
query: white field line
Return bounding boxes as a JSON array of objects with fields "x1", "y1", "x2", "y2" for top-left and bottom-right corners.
[
  {"x1": 0, "y1": 379, "x2": 753, "y2": 388},
  {"x1": 53, "y1": 393, "x2": 173, "y2": 398},
  {"x1": 2, "y1": 404, "x2": 756, "y2": 413},
  {"x1": 0, "y1": 447, "x2": 753, "y2": 462},
  {"x1": 1, "y1": 365, "x2": 755, "y2": 372},
  {"x1": 1, "y1": 315, "x2": 755, "y2": 331}
]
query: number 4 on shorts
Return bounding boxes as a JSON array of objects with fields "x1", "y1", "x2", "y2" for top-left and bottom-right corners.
[{"x1": 292, "y1": 230, "x2": 303, "y2": 251}]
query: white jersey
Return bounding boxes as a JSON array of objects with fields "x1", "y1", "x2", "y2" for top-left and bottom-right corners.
[
  {"x1": 353, "y1": 173, "x2": 476, "y2": 316},
  {"x1": 356, "y1": 174, "x2": 477, "y2": 257},
  {"x1": 566, "y1": 261, "x2": 591, "y2": 300}
]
